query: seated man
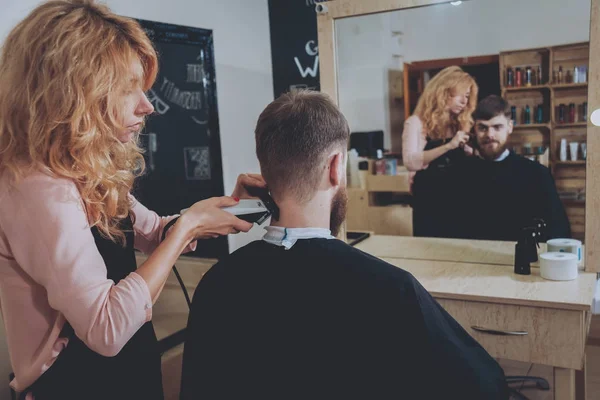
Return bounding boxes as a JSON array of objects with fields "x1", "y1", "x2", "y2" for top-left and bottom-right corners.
[
  {"x1": 453, "y1": 95, "x2": 570, "y2": 241},
  {"x1": 180, "y1": 90, "x2": 509, "y2": 400}
]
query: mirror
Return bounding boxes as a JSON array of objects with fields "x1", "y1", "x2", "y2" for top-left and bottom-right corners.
[{"x1": 337, "y1": 0, "x2": 590, "y2": 244}]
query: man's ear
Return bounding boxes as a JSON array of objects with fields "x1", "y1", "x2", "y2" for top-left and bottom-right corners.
[
  {"x1": 329, "y1": 151, "x2": 345, "y2": 187},
  {"x1": 507, "y1": 119, "x2": 514, "y2": 135}
]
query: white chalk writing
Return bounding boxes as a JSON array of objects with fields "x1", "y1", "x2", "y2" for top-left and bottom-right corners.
[
  {"x1": 146, "y1": 89, "x2": 170, "y2": 115},
  {"x1": 294, "y1": 40, "x2": 319, "y2": 78},
  {"x1": 305, "y1": 40, "x2": 318, "y2": 56},
  {"x1": 186, "y1": 64, "x2": 205, "y2": 83},
  {"x1": 294, "y1": 56, "x2": 319, "y2": 78},
  {"x1": 160, "y1": 77, "x2": 203, "y2": 110},
  {"x1": 184, "y1": 147, "x2": 211, "y2": 180},
  {"x1": 192, "y1": 116, "x2": 208, "y2": 125}
]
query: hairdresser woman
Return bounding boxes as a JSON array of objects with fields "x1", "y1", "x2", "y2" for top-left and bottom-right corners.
[
  {"x1": 0, "y1": 2, "x2": 263, "y2": 399},
  {"x1": 402, "y1": 66, "x2": 478, "y2": 238}
]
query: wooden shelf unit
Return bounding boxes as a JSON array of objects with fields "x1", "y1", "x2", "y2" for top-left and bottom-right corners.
[{"x1": 499, "y1": 42, "x2": 588, "y2": 241}]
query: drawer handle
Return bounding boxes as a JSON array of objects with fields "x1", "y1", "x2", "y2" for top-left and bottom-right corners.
[{"x1": 471, "y1": 326, "x2": 528, "y2": 336}]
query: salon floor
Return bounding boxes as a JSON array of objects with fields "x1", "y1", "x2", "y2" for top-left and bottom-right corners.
[{"x1": 159, "y1": 317, "x2": 600, "y2": 400}]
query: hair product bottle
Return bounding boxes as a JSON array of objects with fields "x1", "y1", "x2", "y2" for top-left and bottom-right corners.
[
  {"x1": 524, "y1": 105, "x2": 531, "y2": 124},
  {"x1": 507, "y1": 67, "x2": 514, "y2": 87}
]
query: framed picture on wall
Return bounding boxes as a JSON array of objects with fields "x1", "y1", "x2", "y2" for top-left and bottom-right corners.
[{"x1": 134, "y1": 19, "x2": 227, "y2": 258}]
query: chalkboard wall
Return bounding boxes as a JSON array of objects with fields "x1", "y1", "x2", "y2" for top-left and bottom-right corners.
[
  {"x1": 268, "y1": 0, "x2": 325, "y2": 97},
  {"x1": 134, "y1": 19, "x2": 227, "y2": 258}
]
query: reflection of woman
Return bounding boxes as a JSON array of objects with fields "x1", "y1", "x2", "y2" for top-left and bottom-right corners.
[{"x1": 402, "y1": 66, "x2": 478, "y2": 237}]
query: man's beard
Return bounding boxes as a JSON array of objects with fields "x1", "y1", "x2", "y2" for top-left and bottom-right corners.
[
  {"x1": 478, "y1": 140, "x2": 508, "y2": 160},
  {"x1": 330, "y1": 186, "x2": 348, "y2": 237}
]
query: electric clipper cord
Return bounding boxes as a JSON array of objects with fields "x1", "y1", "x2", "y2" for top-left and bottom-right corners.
[{"x1": 161, "y1": 217, "x2": 191, "y2": 310}]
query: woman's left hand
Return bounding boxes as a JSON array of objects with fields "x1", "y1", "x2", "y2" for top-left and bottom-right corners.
[
  {"x1": 231, "y1": 173, "x2": 268, "y2": 199},
  {"x1": 462, "y1": 144, "x2": 474, "y2": 156}
]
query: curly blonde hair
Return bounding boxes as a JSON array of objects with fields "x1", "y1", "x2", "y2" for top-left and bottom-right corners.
[
  {"x1": 0, "y1": 0, "x2": 158, "y2": 243},
  {"x1": 413, "y1": 66, "x2": 478, "y2": 140}
]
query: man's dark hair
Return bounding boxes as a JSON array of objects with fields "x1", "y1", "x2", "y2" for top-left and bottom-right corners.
[
  {"x1": 472, "y1": 95, "x2": 511, "y2": 121},
  {"x1": 255, "y1": 89, "x2": 350, "y2": 202}
]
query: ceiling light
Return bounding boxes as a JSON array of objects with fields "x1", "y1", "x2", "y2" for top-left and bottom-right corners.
[{"x1": 451, "y1": 1, "x2": 463, "y2": 5}]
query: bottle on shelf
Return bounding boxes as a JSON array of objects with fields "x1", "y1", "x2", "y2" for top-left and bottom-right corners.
[
  {"x1": 537, "y1": 65, "x2": 542, "y2": 85},
  {"x1": 524, "y1": 105, "x2": 531, "y2": 124},
  {"x1": 525, "y1": 66, "x2": 532, "y2": 87},
  {"x1": 384, "y1": 157, "x2": 397, "y2": 176},
  {"x1": 558, "y1": 104, "x2": 566, "y2": 124},
  {"x1": 515, "y1": 67, "x2": 522, "y2": 87},
  {"x1": 506, "y1": 67, "x2": 514, "y2": 87},
  {"x1": 536, "y1": 104, "x2": 543, "y2": 124},
  {"x1": 558, "y1": 66, "x2": 563, "y2": 84},
  {"x1": 579, "y1": 66, "x2": 588, "y2": 83},
  {"x1": 569, "y1": 103, "x2": 576, "y2": 123},
  {"x1": 511, "y1": 106, "x2": 517, "y2": 125},
  {"x1": 374, "y1": 149, "x2": 386, "y2": 176}
]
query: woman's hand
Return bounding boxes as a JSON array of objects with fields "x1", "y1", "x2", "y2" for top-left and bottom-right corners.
[
  {"x1": 177, "y1": 196, "x2": 253, "y2": 240},
  {"x1": 463, "y1": 143, "x2": 474, "y2": 156},
  {"x1": 447, "y1": 131, "x2": 470, "y2": 150},
  {"x1": 231, "y1": 173, "x2": 267, "y2": 199}
]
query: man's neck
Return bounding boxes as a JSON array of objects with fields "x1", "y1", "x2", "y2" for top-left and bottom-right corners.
[
  {"x1": 269, "y1": 196, "x2": 330, "y2": 230},
  {"x1": 493, "y1": 149, "x2": 510, "y2": 162}
]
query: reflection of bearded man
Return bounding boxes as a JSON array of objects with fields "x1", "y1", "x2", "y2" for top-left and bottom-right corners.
[{"x1": 472, "y1": 95, "x2": 513, "y2": 161}]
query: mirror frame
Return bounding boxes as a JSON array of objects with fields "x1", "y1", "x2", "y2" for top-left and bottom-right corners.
[{"x1": 318, "y1": 0, "x2": 600, "y2": 274}]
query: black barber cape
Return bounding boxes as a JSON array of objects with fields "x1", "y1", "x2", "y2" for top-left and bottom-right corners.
[
  {"x1": 452, "y1": 151, "x2": 571, "y2": 241},
  {"x1": 180, "y1": 239, "x2": 509, "y2": 399}
]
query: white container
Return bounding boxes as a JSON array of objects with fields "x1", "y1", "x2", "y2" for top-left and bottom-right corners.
[
  {"x1": 539, "y1": 252, "x2": 578, "y2": 281},
  {"x1": 560, "y1": 138, "x2": 568, "y2": 161},
  {"x1": 569, "y1": 142, "x2": 579, "y2": 161},
  {"x1": 547, "y1": 238, "x2": 582, "y2": 267}
]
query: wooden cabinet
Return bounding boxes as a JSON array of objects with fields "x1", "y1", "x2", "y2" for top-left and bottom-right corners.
[{"x1": 437, "y1": 298, "x2": 587, "y2": 370}]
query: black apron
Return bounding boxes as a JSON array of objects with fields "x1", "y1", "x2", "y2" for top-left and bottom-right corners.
[
  {"x1": 23, "y1": 216, "x2": 164, "y2": 400},
  {"x1": 411, "y1": 138, "x2": 466, "y2": 238}
]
